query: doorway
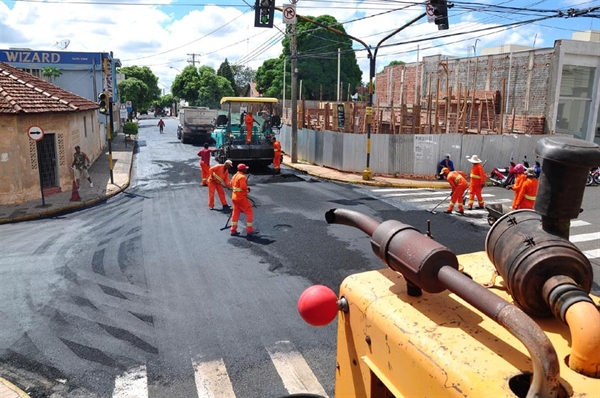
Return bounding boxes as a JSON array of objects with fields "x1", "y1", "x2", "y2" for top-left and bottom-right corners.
[{"x1": 36, "y1": 134, "x2": 58, "y2": 191}]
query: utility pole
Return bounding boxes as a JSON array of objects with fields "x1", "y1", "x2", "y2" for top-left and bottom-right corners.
[
  {"x1": 291, "y1": 23, "x2": 298, "y2": 163},
  {"x1": 187, "y1": 53, "x2": 201, "y2": 67}
]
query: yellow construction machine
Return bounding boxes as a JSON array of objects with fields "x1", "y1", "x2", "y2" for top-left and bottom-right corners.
[{"x1": 298, "y1": 136, "x2": 600, "y2": 397}]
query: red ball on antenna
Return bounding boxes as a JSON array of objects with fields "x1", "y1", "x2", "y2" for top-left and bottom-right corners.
[{"x1": 297, "y1": 285, "x2": 339, "y2": 327}]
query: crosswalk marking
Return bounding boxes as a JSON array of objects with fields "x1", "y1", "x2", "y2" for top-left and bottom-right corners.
[
  {"x1": 267, "y1": 341, "x2": 329, "y2": 397},
  {"x1": 582, "y1": 249, "x2": 600, "y2": 259},
  {"x1": 570, "y1": 232, "x2": 600, "y2": 243},
  {"x1": 570, "y1": 220, "x2": 591, "y2": 227},
  {"x1": 192, "y1": 357, "x2": 236, "y2": 398},
  {"x1": 113, "y1": 365, "x2": 148, "y2": 398}
]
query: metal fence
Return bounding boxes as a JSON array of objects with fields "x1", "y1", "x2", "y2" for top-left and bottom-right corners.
[{"x1": 279, "y1": 125, "x2": 547, "y2": 176}]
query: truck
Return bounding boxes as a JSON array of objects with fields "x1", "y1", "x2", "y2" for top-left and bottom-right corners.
[
  {"x1": 211, "y1": 97, "x2": 281, "y2": 171},
  {"x1": 177, "y1": 106, "x2": 218, "y2": 144},
  {"x1": 297, "y1": 136, "x2": 600, "y2": 397}
]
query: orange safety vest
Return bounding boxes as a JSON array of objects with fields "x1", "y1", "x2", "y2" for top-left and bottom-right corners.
[
  {"x1": 208, "y1": 164, "x2": 230, "y2": 187},
  {"x1": 469, "y1": 163, "x2": 486, "y2": 187},
  {"x1": 447, "y1": 171, "x2": 468, "y2": 189},
  {"x1": 231, "y1": 172, "x2": 249, "y2": 200}
]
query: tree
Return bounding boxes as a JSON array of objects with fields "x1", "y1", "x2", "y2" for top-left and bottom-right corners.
[
  {"x1": 388, "y1": 61, "x2": 405, "y2": 66},
  {"x1": 230, "y1": 64, "x2": 256, "y2": 95},
  {"x1": 278, "y1": 15, "x2": 362, "y2": 101},
  {"x1": 255, "y1": 58, "x2": 285, "y2": 98},
  {"x1": 118, "y1": 66, "x2": 160, "y2": 111},
  {"x1": 118, "y1": 78, "x2": 148, "y2": 114},
  {"x1": 41, "y1": 66, "x2": 61, "y2": 82},
  {"x1": 217, "y1": 59, "x2": 237, "y2": 94},
  {"x1": 197, "y1": 66, "x2": 234, "y2": 109},
  {"x1": 171, "y1": 65, "x2": 201, "y2": 105}
]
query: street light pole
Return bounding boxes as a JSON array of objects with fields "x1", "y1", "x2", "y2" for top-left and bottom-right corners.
[
  {"x1": 473, "y1": 38, "x2": 480, "y2": 56},
  {"x1": 170, "y1": 66, "x2": 182, "y2": 73}
]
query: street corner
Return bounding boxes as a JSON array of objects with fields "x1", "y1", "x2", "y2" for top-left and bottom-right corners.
[{"x1": 0, "y1": 377, "x2": 29, "y2": 398}]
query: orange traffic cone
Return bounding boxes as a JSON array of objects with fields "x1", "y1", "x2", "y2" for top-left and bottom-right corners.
[{"x1": 70, "y1": 181, "x2": 81, "y2": 201}]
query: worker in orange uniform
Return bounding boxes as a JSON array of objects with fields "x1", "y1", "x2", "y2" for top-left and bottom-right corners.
[
  {"x1": 245, "y1": 109, "x2": 255, "y2": 144},
  {"x1": 197, "y1": 143, "x2": 221, "y2": 186},
  {"x1": 508, "y1": 163, "x2": 526, "y2": 208},
  {"x1": 230, "y1": 163, "x2": 254, "y2": 236},
  {"x1": 440, "y1": 167, "x2": 468, "y2": 215},
  {"x1": 271, "y1": 136, "x2": 282, "y2": 174},
  {"x1": 466, "y1": 154, "x2": 486, "y2": 210},
  {"x1": 513, "y1": 168, "x2": 538, "y2": 210},
  {"x1": 207, "y1": 160, "x2": 232, "y2": 210}
]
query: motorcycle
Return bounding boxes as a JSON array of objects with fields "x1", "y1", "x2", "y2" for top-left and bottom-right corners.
[
  {"x1": 490, "y1": 156, "x2": 530, "y2": 187},
  {"x1": 586, "y1": 166, "x2": 600, "y2": 186}
]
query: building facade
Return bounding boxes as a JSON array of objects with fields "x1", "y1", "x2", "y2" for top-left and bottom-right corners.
[{"x1": 375, "y1": 31, "x2": 600, "y2": 144}]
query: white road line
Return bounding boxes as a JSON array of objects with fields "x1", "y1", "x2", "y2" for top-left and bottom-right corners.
[
  {"x1": 112, "y1": 365, "x2": 148, "y2": 398},
  {"x1": 371, "y1": 188, "x2": 433, "y2": 193},
  {"x1": 569, "y1": 232, "x2": 600, "y2": 243},
  {"x1": 570, "y1": 220, "x2": 591, "y2": 227},
  {"x1": 192, "y1": 357, "x2": 236, "y2": 398},
  {"x1": 267, "y1": 341, "x2": 329, "y2": 397},
  {"x1": 383, "y1": 191, "x2": 500, "y2": 198},
  {"x1": 582, "y1": 249, "x2": 600, "y2": 259}
]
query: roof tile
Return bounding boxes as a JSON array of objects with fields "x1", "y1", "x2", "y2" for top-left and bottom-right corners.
[{"x1": 0, "y1": 62, "x2": 98, "y2": 114}]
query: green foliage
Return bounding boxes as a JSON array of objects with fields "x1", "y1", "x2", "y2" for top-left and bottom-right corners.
[
  {"x1": 256, "y1": 58, "x2": 285, "y2": 98},
  {"x1": 41, "y1": 66, "x2": 62, "y2": 81},
  {"x1": 118, "y1": 78, "x2": 148, "y2": 113},
  {"x1": 156, "y1": 93, "x2": 175, "y2": 109},
  {"x1": 171, "y1": 65, "x2": 201, "y2": 105},
  {"x1": 197, "y1": 66, "x2": 234, "y2": 108},
  {"x1": 117, "y1": 66, "x2": 160, "y2": 111},
  {"x1": 217, "y1": 59, "x2": 236, "y2": 94},
  {"x1": 278, "y1": 15, "x2": 362, "y2": 101},
  {"x1": 388, "y1": 60, "x2": 405, "y2": 66},
  {"x1": 123, "y1": 121, "x2": 139, "y2": 137},
  {"x1": 230, "y1": 64, "x2": 256, "y2": 95}
]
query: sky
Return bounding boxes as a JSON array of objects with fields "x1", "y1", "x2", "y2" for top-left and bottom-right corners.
[{"x1": 1, "y1": 0, "x2": 598, "y2": 93}]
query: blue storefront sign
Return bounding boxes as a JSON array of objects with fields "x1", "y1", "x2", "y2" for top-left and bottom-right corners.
[{"x1": 0, "y1": 49, "x2": 103, "y2": 66}]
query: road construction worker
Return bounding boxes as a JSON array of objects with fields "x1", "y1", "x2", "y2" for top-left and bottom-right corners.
[
  {"x1": 440, "y1": 167, "x2": 468, "y2": 215},
  {"x1": 508, "y1": 163, "x2": 526, "y2": 208},
  {"x1": 271, "y1": 136, "x2": 281, "y2": 174},
  {"x1": 513, "y1": 167, "x2": 538, "y2": 210},
  {"x1": 197, "y1": 143, "x2": 221, "y2": 186},
  {"x1": 207, "y1": 160, "x2": 232, "y2": 210},
  {"x1": 245, "y1": 109, "x2": 254, "y2": 144},
  {"x1": 230, "y1": 163, "x2": 253, "y2": 236},
  {"x1": 466, "y1": 154, "x2": 486, "y2": 210}
]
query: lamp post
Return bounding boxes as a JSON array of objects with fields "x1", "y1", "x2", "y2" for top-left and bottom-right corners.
[
  {"x1": 170, "y1": 66, "x2": 182, "y2": 73},
  {"x1": 473, "y1": 38, "x2": 481, "y2": 56}
]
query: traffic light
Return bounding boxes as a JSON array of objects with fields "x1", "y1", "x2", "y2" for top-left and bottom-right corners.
[
  {"x1": 98, "y1": 92, "x2": 108, "y2": 115},
  {"x1": 254, "y1": 0, "x2": 275, "y2": 28},
  {"x1": 431, "y1": 0, "x2": 449, "y2": 31}
]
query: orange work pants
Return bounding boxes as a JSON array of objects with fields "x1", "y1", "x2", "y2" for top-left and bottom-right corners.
[
  {"x1": 246, "y1": 123, "x2": 253, "y2": 143},
  {"x1": 200, "y1": 161, "x2": 210, "y2": 186},
  {"x1": 273, "y1": 154, "x2": 281, "y2": 172},
  {"x1": 208, "y1": 180, "x2": 227, "y2": 208},
  {"x1": 231, "y1": 198, "x2": 253, "y2": 233},
  {"x1": 447, "y1": 185, "x2": 468, "y2": 212},
  {"x1": 468, "y1": 184, "x2": 484, "y2": 207}
]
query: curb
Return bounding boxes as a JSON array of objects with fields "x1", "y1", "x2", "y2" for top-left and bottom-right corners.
[{"x1": 0, "y1": 377, "x2": 29, "y2": 398}]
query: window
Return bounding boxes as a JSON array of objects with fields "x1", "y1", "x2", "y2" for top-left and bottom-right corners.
[{"x1": 556, "y1": 65, "x2": 595, "y2": 140}]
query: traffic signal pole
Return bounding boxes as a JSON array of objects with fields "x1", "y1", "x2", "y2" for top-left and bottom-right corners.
[
  {"x1": 282, "y1": 9, "x2": 426, "y2": 180},
  {"x1": 102, "y1": 57, "x2": 114, "y2": 184}
]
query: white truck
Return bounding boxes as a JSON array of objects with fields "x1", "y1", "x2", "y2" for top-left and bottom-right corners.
[{"x1": 177, "y1": 106, "x2": 218, "y2": 144}]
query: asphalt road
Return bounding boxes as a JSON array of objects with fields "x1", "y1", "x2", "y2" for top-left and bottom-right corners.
[{"x1": 0, "y1": 116, "x2": 597, "y2": 397}]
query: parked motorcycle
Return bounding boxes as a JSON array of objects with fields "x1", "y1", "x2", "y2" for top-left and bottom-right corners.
[
  {"x1": 490, "y1": 157, "x2": 530, "y2": 187},
  {"x1": 586, "y1": 166, "x2": 600, "y2": 186}
]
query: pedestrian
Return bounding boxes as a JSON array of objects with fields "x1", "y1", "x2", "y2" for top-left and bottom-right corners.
[
  {"x1": 207, "y1": 160, "x2": 232, "y2": 210},
  {"x1": 245, "y1": 109, "x2": 254, "y2": 144},
  {"x1": 513, "y1": 168, "x2": 539, "y2": 210},
  {"x1": 71, "y1": 145, "x2": 93, "y2": 188},
  {"x1": 271, "y1": 136, "x2": 281, "y2": 174},
  {"x1": 534, "y1": 161, "x2": 541, "y2": 178},
  {"x1": 440, "y1": 167, "x2": 468, "y2": 214},
  {"x1": 230, "y1": 163, "x2": 254, "y2": 236},
  {"x1": 466, "y1": 155, "x2": 486, "y2": 210},
  {"x1": 436, "y1": 154, "x2": 454, "y2": 180},
  {"x1": 197, "y1": 143, "x2": 221, "y2": 186},
  {"x1": 157, "y1": 118, "x2": 165, "y2": 133}
]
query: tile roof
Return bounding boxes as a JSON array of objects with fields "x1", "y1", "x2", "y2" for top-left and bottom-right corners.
[{"x1": 0, "y1": 62, "x2": 98, "y2": 114}]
